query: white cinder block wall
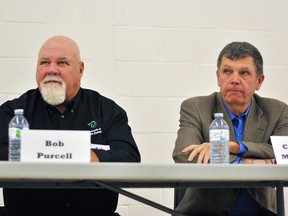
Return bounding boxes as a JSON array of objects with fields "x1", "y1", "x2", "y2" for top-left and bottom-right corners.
[{"x1": 0, "y1": 0, "x2": 287, "y2": 215}]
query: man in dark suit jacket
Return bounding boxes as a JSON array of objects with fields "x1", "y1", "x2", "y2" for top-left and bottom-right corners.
[{"x1": 173, "y1": 41, "x2": 288, "y2": 216}]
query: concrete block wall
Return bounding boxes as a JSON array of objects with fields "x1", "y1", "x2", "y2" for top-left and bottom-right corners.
[{"x1": 0, "y1": 0, "x2": 287, "y2": 215}]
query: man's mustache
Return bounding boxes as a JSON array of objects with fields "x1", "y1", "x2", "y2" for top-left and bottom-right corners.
[{"x1": 42, "y1": 76, "x2": 64, "y2": 84}]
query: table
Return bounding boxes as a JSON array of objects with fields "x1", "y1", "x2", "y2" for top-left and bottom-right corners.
[{"x1": 0, "y1": 162, "x2": 287, "y2": 216}]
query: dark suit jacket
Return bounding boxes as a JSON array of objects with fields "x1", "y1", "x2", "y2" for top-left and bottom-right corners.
[{"x1": 173, "y1": 92, "x2": 288, "y2": 215}]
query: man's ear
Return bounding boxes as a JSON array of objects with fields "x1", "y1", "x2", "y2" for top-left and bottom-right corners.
[
  {"x1": 79, "y1": 61, "x2": 84, "y2": 79},
  {"x1": 216, "y1": 70, "x2": 220, "y2": 87},
  {"x1": 255, "y1": 74, "x2": 265, "y2": 91}
]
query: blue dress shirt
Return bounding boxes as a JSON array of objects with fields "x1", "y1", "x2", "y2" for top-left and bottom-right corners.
[{"x1": 224, "y1": 102, "x2": 249, "y2": 163}]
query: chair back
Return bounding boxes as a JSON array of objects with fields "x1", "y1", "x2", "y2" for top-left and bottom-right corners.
[{"x1": 174, "y1": 188, "x2": 186, "y2": 209}]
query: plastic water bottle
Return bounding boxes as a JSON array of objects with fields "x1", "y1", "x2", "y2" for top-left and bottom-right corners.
[
  {"x1": 209, "y1": 113, "x2": 229, "y2": 164},
  {"x1": 8, "y1": 109, "x2": 29, "y2": 161}
]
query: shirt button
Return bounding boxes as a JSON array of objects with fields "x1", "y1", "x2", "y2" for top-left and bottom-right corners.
[
  {"x1": 61, "y1": 115, "x2": 64, "y2": 118},
  {"x1": 71, "y1": 109, "x2": 74, "y2": 113},
  {"x1": 66, "y1": 202, "x2": 70, "y2": 207}
]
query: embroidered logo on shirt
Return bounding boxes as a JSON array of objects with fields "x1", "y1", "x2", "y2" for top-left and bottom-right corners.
[
  {"x1": 87, "y1": 120, "x2": 102, "y2": 135},
  {"x1": 87, "y1": 120, "x2": 97, "y2": 128}
]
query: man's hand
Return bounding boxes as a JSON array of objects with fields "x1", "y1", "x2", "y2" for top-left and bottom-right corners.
[
  {"x1": 182, "y1": 142, "x2": 210, "y2": 163},
  {"x1": 181, "y1": 141, "x2": 240, "y2": 163},
  {"x1": 90, "y1": 150, "x2": 100, "y2": 162},
  {"x1": 243, "y1": 158, "x2": 276, "y2": 164}
]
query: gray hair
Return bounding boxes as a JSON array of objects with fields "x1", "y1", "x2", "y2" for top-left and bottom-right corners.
[{"x1": 217, "y1": 41, "x2": 263, "y2": 76}]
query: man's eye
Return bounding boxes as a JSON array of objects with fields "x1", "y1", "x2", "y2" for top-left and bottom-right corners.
[
  {"x1": 58, "y1": 61, "x2": 68, "y2": 65},
  {"x1": 40, "y1": 61, "x2": 49, "y2": 65},
  {"x1": 240, "y1": 71, "x2": 249, "y2": 76},
  {"x1": 223, "y1": 69, "x2": 231, "y2": 74}
]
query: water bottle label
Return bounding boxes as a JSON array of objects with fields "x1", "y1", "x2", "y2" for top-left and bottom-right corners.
[
  {"x1": 209, "y1": 129, "x2": 229, "y2": 141},
  {"x1": 9, "y1": 128, "x2": 22, "y2": 139}
]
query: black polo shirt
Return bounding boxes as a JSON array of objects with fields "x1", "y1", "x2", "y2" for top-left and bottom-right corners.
[{"x1": 0, "y1": 88, "x2": 140, "y2": 216}]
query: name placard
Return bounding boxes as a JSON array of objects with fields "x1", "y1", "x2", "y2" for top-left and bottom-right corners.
[
  {"x1": 270, "y1": 136, "x2": 288, "y2": 164},
  {"x1": 21, "y1": 130, "x2": 90, "y2": 163}
]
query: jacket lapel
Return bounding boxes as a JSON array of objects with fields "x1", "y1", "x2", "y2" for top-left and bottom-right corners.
[{"x1": 244, "y1": 97, "x2": 267, "y2": 142}]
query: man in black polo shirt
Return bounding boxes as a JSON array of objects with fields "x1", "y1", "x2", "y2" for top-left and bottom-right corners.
[{"x1": 0, "y1": 35, "x2": 141, "y2": 216}]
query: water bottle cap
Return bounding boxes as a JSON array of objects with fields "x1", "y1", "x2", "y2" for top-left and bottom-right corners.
[
  {"x1": 14, "y1": 109, "x2": 24, "y2": 115},
  {"x1": 214, "y1": 113, "x2": 223, "y2": 118}
]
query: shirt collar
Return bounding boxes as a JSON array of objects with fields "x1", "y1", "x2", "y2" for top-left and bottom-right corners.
[{"x1": 223, "y1": 100, "x2": 251, "y2": 120}]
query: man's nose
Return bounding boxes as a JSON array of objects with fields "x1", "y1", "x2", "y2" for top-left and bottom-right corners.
[
  {"x1": 230, "y1": 73, "x2": 240, "y2": 84},
  {"x1": 46, "y1": 62, "x2": 60, "y2": 75}
]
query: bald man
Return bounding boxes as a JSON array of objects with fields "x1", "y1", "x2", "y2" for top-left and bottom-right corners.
[{"x1": 0, "y1": 35, "x2": 140, "y2": 216}]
